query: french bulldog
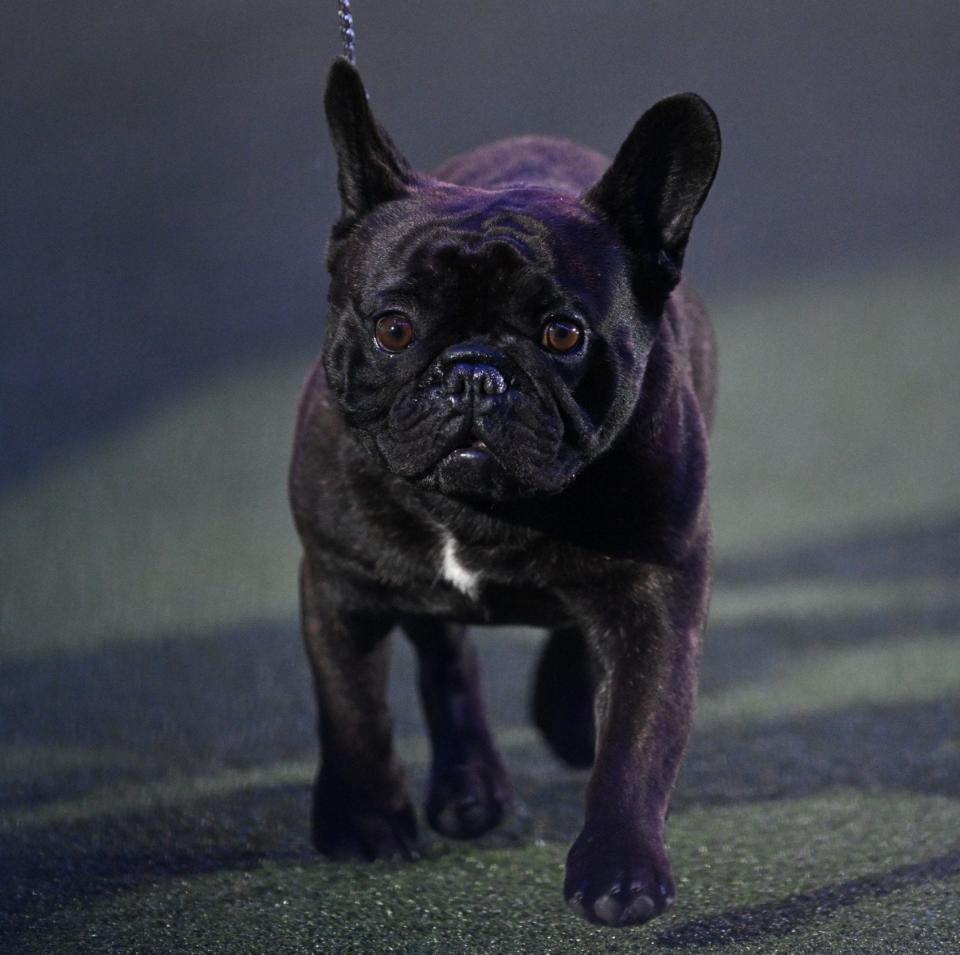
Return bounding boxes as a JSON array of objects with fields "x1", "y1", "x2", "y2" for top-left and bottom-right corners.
[{"x1": 289, "y1": 59, "x2": 720, "y2": 928}]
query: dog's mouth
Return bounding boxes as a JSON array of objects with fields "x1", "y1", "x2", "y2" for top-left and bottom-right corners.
[
  {"x1": 435, "y1": 436, "x2": 512, "y2": 500},
  {"x1": 379, "y1": 385, "x2": 575, "y2": 499},
  {"x1": 445, "y1": 438, "x2": 493, "y2": 464}
]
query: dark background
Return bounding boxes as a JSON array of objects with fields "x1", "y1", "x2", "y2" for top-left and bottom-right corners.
[{"x1": 3, "y1": 0, "x2": 958, "y2": 487}]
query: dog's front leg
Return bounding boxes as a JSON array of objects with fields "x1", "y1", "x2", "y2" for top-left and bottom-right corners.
[
  {"x1": 564, "y1": 555, "x2": 709, "y2": 927},
  {"x1": 402, "y1": 617, "x2": 511, "y2": 839},
  {"x1": 300, "y1": 555, "x2": 419, "y2": 861}
]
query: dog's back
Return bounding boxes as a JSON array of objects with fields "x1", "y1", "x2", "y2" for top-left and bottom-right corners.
[{"x1": 433, "y1": 135, "x2": 608, "y2": 194}]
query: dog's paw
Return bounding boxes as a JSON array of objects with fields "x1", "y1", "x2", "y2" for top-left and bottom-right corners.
[
  {"x1": 312, "y1": 785, "x2": 421, "y2": 862},
  {"x1": 426, "y1": 760, "x2": 511, "y2": 839},
  {"x1": 563, "y1": 827, "x2": 675, "y2": 927}
]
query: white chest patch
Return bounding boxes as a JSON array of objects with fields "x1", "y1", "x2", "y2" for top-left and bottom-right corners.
[{"x1": 440, "y1": 532, "x2": 481, "y2": 599}]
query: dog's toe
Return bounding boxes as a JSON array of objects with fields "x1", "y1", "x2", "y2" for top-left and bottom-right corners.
[
  {"x1": 427, "y1": 761, "x2": 510, "y2": 839},
  {"x1": 313, "y1": 790, "x2": 421, "y2": 862},
  {"x1": 564, "y1": 826, "x2": 675, "y2": 927},
  {"x1": 590, "y1": 882, "x2": 659, "y2": 926}
]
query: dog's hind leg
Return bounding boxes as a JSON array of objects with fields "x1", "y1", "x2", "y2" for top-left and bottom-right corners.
[
  {"x1": 532, "y1": 626, "x2": 596, "y2": 768},
  {"x1": 401, "y1": 617, "x2": 511, "y2": 839}
]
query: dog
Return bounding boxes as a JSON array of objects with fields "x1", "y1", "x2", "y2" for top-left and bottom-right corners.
[{"x1": 289, "y1": 59, "x2": 720, "y2": 928}]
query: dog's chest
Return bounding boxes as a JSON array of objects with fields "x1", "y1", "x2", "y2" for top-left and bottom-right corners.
[
  {"x1": 439, "y1": 532, "x2": 482, "y2": 600},
  {"x1": 424, "y1": 528, "x2": 568, "y2": 627}
]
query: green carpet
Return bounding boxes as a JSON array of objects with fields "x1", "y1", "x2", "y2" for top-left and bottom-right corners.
[{"x1": 2, "y1": 265, "x2": 959, "y2": 953}]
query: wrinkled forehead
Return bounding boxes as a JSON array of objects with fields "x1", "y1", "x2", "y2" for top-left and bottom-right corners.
[{"x1": 359, "y1": 187, "x2": 623, "y2": 311}]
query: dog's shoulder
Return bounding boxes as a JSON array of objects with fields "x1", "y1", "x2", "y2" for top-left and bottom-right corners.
[{"x1": 288, "y1": 360, "x2": 344, "y2": 531}]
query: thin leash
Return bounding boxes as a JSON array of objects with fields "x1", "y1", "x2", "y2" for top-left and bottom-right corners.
[{"x1": 337, "y1": 0, "x2": 356, "y2": 64}]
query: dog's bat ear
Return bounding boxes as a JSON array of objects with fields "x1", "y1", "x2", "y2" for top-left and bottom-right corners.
[
  {"x1": 584, "y1": 93, "x2": 720, "y2": 284},
  {"x1": 324, "y1": 58, "x2": 415, "y2": 221}
]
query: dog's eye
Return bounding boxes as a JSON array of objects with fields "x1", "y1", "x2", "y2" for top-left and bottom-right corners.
[
  {"x1": 374, "y1": 313, "x2": 415, "y2": 352},
  {"x1": 541, "y1": 318, "x2": 583, "y2": 354}
]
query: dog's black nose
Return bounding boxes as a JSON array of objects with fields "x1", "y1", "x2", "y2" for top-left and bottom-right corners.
[
  {"x1": 445, "y1": 362, "x2": 507, "y2": 397},
  {"x1": 441, "y1": 344, "x2": 509, "y2": 398}
]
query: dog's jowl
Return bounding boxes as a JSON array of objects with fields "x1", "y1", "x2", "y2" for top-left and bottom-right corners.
[{"x1": 289, "y1": 60, "x2": 720, "y2": 928}]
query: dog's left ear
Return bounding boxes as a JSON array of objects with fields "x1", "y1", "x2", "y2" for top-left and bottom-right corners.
[
  {"x1": 584, "y1": 93, "x2": 720, "y2": 284},
  {"x1": 324, "y1": 58, "x2": 415, "y2": 222}
]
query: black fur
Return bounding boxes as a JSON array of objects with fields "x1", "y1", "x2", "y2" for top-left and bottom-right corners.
[{"x1": 290, "y1": 59, "x2": 720, "y2": 928}]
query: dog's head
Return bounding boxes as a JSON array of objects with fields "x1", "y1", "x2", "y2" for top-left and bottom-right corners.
[{"x1": 321, "y1": 61, "x2": 719, "y2": 503}]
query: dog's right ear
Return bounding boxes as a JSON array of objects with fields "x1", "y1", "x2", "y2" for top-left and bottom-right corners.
[{"x1": 324, "y1": 59, "x2": 414, "y2": 222}]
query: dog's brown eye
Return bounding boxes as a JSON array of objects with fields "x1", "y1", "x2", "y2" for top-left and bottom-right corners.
[
  {"x1": 541, "y1": 318, "x2": 582, "y2": 354},
  {"x1": 374, "y1": 313, "x2": 414, "y2": 352}
]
